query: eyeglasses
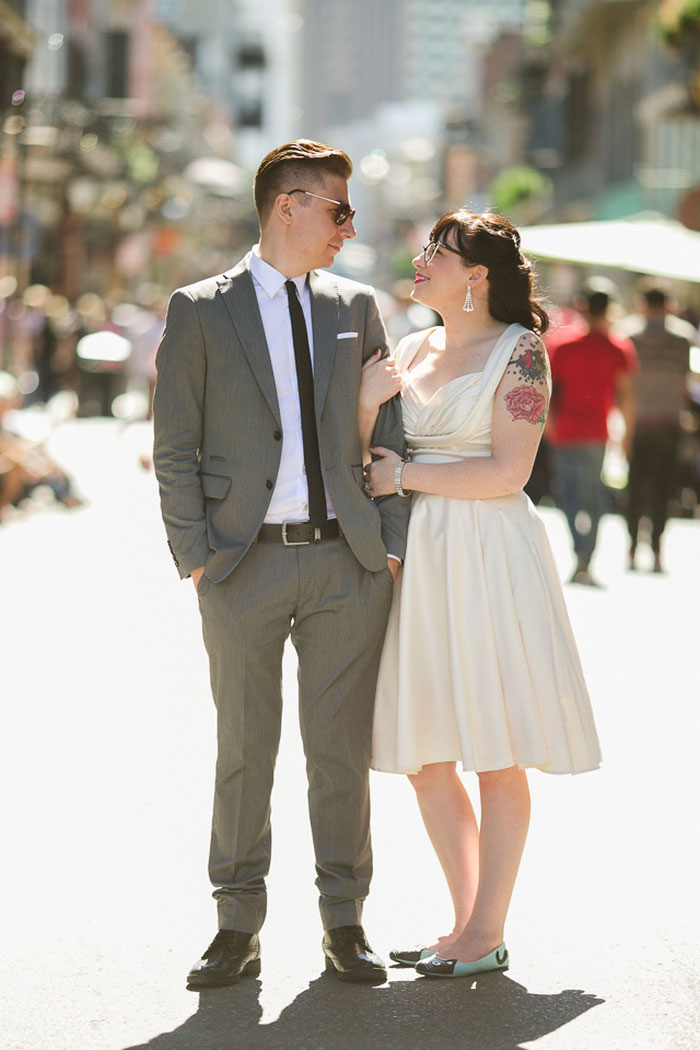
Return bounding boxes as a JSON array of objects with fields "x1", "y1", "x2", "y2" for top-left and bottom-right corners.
[
  {"x1": 286, "y1": 188, "x2": 356, "y2": 226},
  {"x1": 422, "y1": 240, "x2": 463, "y2": 264}
]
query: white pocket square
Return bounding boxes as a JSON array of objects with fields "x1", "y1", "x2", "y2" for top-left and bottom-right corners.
[{"x1": 337, "y1": 331, "x2": 358, "y2": 339}]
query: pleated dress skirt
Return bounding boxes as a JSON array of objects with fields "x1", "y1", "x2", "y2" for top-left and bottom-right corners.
[{"x1": 371, "y1": 489, "x2": 601, "y2": 775}]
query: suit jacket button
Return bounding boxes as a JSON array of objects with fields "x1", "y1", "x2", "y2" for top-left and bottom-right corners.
[
  {"x1": 273, "y1": 429, "x2": 282, "y2": 441},
  {"x1": 265, "y1": 479, "x2": 273, "y2": 490}
]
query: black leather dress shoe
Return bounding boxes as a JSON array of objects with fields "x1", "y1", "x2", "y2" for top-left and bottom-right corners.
[
  {"x1": 322, "y1": 925, "x2": 387, "y2": 984},
  {"x1": 186, "y1": 930, "x2": 261, "y2": 989}
]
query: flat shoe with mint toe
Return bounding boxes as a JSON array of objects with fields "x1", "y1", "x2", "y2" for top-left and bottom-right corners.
[{"x1": 415, "y1": 942, "x2": 509, "y2": 978}]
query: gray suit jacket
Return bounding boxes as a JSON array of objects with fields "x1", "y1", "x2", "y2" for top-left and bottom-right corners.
[{"x1": 153, "y1": 253, "x2": 410, "y2": 582}]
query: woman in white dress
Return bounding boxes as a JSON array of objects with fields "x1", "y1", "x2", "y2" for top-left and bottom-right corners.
[{"x1": 360, "y1": 210, "x2": 601, "y2": 979}]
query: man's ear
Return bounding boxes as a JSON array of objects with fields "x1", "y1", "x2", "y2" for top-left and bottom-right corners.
[{"x1": 274, "y1": 192, "x2": 294, "y2": 226}]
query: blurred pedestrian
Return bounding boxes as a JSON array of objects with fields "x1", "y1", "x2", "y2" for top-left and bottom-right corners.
[
  {"x1": 153, "y1": 139, "x2": 409, "y2": 989},
  {"x1": 621, "y1": 288, "x2": 695, "y2": 572},
  {"x1": 548, "y1": 284, "x2": 638, "y2": 585},
  {"x1": 524, "y1": 302, "x2": 589, "y2": 506},
  {"x1": 122, "y1": 295, "x2": 166, "y2": 408}
]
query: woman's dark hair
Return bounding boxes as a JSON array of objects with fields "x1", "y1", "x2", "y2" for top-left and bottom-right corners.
[
  {"x1": 254, "y1": 139, "x2": 352, "y2": 222},
  {"x1": 431, "y1": 210, "x2": 549, "y2": 334}
]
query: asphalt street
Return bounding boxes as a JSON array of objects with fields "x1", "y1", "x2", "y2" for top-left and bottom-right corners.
[{"x1": 1, "y1": 418, "x2": 698, "y2": 1050}]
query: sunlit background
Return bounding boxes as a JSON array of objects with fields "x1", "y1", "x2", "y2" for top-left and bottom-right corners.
[
  {"x1": 1, "y1": 0, "x2": 700, "y2": 509},
  {"x1": 3, "y1": 8, "x2": 700, "y2": 1046}
]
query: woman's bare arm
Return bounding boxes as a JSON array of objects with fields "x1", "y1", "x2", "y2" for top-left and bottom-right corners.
[{"x1": 367, "y1": 333, "x2": 550, "y2": 499}]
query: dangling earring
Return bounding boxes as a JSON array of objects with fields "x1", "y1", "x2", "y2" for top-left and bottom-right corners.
[{"x1": 462, "y1": 283, "x2": 474, "y2": 313}]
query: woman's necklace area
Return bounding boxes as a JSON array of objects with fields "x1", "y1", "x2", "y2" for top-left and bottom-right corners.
[{"x1": 428, "y1": 324, "x2": 506, "y2": 372}]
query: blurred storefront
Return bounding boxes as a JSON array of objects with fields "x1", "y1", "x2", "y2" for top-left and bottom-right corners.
[
  {"x1": 515, "y1": 0, "x2": 700, "y2": 227},
  {"x1": 0, "y1": 2, "x2": 37, "y2": 287},
  {"x1": 0, "y1": 0, "x2": 259, "y2": 403},
  {"x1": 458, "y1": 1, "x2": 700, "y2": 315}
]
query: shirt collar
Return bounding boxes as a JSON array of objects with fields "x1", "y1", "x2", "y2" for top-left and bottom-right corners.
[{"x1": 250, "y1": 245, "x2": 308, "y2": 300}]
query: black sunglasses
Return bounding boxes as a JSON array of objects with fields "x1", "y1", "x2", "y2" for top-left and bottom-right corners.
[
  {"x1": 286, "y1": 188, "x2": 356, "y2": 226},
  {"x1": 422, "y1": 240, "x2": 464, "y2": 264}
]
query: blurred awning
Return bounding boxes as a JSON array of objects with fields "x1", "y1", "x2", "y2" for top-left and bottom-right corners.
[{"x1": 519, "y1": 215, "x2": 700, "y2": 283}]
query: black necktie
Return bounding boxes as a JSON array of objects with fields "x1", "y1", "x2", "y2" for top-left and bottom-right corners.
[{"x1": 284, "y1": 280, "x2": 327, "y2": 525}]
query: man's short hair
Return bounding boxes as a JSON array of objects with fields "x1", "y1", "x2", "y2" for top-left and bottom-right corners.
[
  {"x1": 253, "y1": 139, "x2": 352, "y2": 223},
  {"x1": 577, "y1": 277, "x2": 618, "y2": 318},
  {"x1": 584, "y1": 290, "x2": 610, "y2": 317},
  {"x1": 644, "y1": 287, "x2": 669, "y2": 310}
]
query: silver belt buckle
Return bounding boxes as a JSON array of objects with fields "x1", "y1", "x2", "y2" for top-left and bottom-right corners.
[{"x1": 281, "y1": 520, "x2": 317, "y2": 546}]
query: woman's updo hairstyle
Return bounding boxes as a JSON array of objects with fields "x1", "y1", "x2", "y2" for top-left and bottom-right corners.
[{"x1": 431, "y1": 210, "x2": 549, "y2": 335}]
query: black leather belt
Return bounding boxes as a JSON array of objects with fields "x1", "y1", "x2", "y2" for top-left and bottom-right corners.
[{"x1": 257, "y1": 520, "x2": 341, "y2": 546}]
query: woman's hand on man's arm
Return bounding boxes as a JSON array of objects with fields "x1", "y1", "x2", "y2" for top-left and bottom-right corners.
[
  {"x1": 358, "y1": 349, "x2": 404, "y2": 464},
  {"x1": 359, "y1": 349, "x2": 404, "y2": 412}
]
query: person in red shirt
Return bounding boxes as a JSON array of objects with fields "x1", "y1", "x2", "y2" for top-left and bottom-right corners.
[{"x1": 548, "y1": 286, "x2": 637, "y2": 585}]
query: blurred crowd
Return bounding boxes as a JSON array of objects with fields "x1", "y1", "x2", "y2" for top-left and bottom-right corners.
[
  {"x1": 0, "y1": 278, "x2": 167, "y2": 418},
  {"x1": 0, "y1": 277, "x2": 166, "y2": 520},
  {"x1": 1, "y1": 273, "x2": 699, "y2": 584},
  {"x1": 529, "y1": 281, "x2": 700, "y2": 580}
]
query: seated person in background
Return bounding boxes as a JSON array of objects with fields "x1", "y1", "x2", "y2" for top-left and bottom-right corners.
[{"x1": 0, "y1": 371, "x2": 82, "y2": 518}]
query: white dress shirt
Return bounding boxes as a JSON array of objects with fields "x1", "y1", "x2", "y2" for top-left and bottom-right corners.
[{"x1": 249, "y1": 246, "x2": 335, "y2": 523}]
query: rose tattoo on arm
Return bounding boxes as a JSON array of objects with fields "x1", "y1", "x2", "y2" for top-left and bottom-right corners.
[
  {"x1": 504, "y1": 386, "x2": 547, "y2": 425},
  {"x1": 504, "y1": 334, "x2": 550, "y2": 428}
]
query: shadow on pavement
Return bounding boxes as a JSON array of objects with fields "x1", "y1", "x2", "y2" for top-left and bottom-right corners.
[{"x1": 122, "y1": 969, "x2": 604, "y2": 1050}]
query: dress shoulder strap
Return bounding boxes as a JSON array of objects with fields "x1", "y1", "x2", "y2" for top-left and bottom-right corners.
[
  {"x1": 473, "y1": 324, "x2": 535, "y2": 412},
  {"x1": 482, "y1": 324, "x2": 532, "y2": 388}
]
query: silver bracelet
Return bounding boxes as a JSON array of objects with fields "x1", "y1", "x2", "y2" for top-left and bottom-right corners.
[{"x1": 394, "y1": 459, "x2": 409, "y2": 497}]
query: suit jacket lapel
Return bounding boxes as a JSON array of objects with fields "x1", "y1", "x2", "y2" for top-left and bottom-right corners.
[
  {"x1": 216, "y1": 255, "x2": 281, "y2": 426},
  {"x1": 308, "y1": 269, "x2": 338, "y2": 415}
]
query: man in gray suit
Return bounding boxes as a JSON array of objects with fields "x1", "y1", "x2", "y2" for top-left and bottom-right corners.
[{"x1": 153, "y1": 140, "x2": 409, "y2": 988}]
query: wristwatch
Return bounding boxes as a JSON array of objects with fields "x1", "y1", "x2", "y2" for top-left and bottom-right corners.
[{"x1": 394, "y1": 459, "x2": 409, "y2": 497}]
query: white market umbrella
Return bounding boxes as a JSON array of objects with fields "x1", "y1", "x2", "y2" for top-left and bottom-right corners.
[{"x1": 519, "y1": 215, "x2": 700, "y2": 283}]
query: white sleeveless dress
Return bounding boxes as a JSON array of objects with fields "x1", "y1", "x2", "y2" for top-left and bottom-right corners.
[{"x1": 371, "y1": 324, "x2": 601, "y2": 775}]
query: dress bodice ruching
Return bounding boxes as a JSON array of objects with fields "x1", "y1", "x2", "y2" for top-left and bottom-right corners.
[{"x1": 397, "y1": 323, "x2": 530, "y2": 462}]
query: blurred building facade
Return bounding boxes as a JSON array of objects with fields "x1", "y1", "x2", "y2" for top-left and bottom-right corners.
[
  {"x1": 1, "y1": 0, "x2": 263, "y2": 314},
  {"x1": 290, "y1": 0, "x2": 532, "y2": 283},
  {"x1": 0, "y1": 1, "x2": 36, "y2": 267},
  {"x1": 499, "y1": 0, "x2": 700, "y2": 228},
  {"x1": 0, "y1": 2, "x2": 35, "y2": 110},
  {"x1": 155, "y1": 0, "x2": 301, "y2": 170},
  {"x1": 3, "y1": 0, "x2": 700, "y2": 322}
]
